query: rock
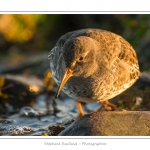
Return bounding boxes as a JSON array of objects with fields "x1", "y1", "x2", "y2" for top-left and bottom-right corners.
[
  {"x1": 0, "y1": 53, "x2": 48, "y2": 74},
  {"x1": 20, "y1": 106, "x2": 39, "y2": 117},
  {"x1": 112, "y1": 72, "x2": 150, "y2": 111},
  {"x1": 0, "y1": 74, "x2": 46, "y2": 115},
  {"x1": 58, "y1": 111, "x2": 150, "y2": 136}
]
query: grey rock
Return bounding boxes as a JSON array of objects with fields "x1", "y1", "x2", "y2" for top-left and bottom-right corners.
[{"x1": 58, "y1": 111, "x2": 150, "y2": 136}]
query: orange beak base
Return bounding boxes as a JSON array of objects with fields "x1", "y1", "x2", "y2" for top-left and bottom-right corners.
[{"x1": 55, "y1": 68, "x2": 73, "y2": 98}]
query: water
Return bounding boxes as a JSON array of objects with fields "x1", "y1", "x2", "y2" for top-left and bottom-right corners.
[{"x1": 0, "y1": 93, "x2": 100, "y2": 136}]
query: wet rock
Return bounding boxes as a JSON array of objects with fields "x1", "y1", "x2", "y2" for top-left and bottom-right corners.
[
  {"x1": 0, "y1": 74, "x2": 46, "y2": 115},
  {"x1": 3, "y1": 74, "x2": 45, "y2": 92},
  {"x1": 20, "y1": 106, "x2": 39, "y2": 117},
  {"x1": 49, "y1": 125, "x2": 65, "y2": 136},
  {"x1": 58, "y1": 111, "x2": 150, "y2": 136}
]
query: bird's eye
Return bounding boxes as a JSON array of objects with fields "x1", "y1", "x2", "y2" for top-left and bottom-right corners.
[{"x1": 79, "y1": 56, "x2": 83, "y2": 61}]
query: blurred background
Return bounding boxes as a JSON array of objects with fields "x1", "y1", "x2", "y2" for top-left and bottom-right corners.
[
  {"x1": 0, "y1": 14, "x2": 150, "y2": 136},
  {"x1": 0, "y1": 14, "x2": 150, "y2": 75}
]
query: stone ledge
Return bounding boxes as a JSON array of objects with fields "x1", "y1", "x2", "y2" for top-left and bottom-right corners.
[{"x1": 58, "y1": 111, "x2": 150, "y2": 136}]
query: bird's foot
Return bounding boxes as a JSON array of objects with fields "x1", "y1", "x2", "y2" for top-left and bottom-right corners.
[
  {"x1": 96, "y1": 100, "x2": 117, "y2": 111},
  {"x1": 76, "y1": 100, "x2": 117, "y2": 117}
]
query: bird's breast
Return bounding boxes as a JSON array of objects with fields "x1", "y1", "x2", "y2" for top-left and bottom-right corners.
[{"x1": 61, "y1": 76, "x2": 100, "y2": 102}]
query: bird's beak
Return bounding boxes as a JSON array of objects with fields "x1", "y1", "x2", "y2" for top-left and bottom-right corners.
[{"x1": 55, "y1": 67, "x2": 73, "y2": 98}]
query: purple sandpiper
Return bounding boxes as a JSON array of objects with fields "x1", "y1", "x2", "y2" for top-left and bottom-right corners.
[{"x1": 48, "y1": 29, "x2": 140, "y2": 116}]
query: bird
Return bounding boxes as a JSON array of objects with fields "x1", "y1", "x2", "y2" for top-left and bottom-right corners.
[{"x1": 48, "y1": 28, "x2": 140, "y2": 116}]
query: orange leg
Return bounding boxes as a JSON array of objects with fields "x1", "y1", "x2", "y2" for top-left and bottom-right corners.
[
  {"x1": 77, "y1": 101, "x2": 84, "y2": 116},
  {"x1": 96, "y1": 100, "x2": 117, "y2": 111}
]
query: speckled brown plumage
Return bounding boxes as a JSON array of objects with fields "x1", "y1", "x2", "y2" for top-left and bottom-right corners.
[{"x1": 48, "y1": 29, "x2": 140, "y2": 114}]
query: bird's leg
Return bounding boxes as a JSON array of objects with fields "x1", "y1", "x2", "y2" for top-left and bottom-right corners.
[
  {"x1": 96, "y1": 100, "x2": 117, "y2": 111},
  {"x1": 77, "y1": 101, "x2": 84, "y2": 116}
]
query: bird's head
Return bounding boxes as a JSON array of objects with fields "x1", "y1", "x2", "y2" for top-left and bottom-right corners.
[{"x1": 55, "y1": 36, "x2": 100, "y2": 98}]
